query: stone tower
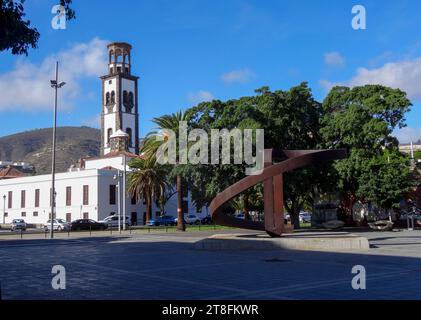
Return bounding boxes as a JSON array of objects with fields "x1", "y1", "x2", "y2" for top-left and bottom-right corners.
[{"x1": 100, "y1": 42, "x2": 139, "y2": 155}]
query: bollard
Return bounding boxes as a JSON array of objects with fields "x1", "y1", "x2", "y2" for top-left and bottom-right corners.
[
  {"x1": 20, "y1": 229, "x2": 23, "y2": 239},
  {"x1": 90, "y1": 225, "x2": 92, "y2": 236},
  {"x1": 68, "y1": 229, "x2": 70, "y2": 238},
  {"x1": 45, "y1": 230, "x2": 47, "y2": 238},
  {"x1": 148, "y1": 227, "x2": 150, "y2": 233}
]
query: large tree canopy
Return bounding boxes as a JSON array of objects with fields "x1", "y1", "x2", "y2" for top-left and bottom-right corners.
[
  {"x1": 0, "y1": 0, "x2": 75, "y2": 55},
  {"x1": 178, "y1": 83, "x2": 415, "y2": 225},
  {"x1": 181, "y1": 83, "x2": 326, "y2": 227},
  {"x1": 321, "y1": 85, "x2": 413, "y2": 212}
]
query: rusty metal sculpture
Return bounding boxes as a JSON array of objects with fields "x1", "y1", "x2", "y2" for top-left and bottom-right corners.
[{"x1": 210, "y1": 149, "x2": 347, "y2": 237}]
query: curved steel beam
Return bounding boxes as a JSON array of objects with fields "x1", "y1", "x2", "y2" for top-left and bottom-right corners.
[{"x1": 210, "y1": 149, "x2": 347, "y2": 237}]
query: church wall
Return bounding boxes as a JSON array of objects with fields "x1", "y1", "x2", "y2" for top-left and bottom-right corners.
[{"x1": 0, "y1": 169, "x2": 100, "y2": 225}]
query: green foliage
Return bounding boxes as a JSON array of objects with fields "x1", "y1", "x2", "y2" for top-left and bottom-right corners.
[
  {"x1": 128, "y1": 157, "x2": 169, "y2": 203},
  {"x1": 139, "y1": 82, "x2": 415, "y2": 224},
  {"x1": 0, "y1": 0, "x2": 75, "y2": 55},
  {"x1": 183, "y1": 83, "x2": 325, "y2": 227},
  {"x1": 127, "y1": 157, "x2": 170, "y2": 222},
  {"x1": 321, "y1": 85, "x2": 413, "y2": 210},
  {"x1": 357, "y1": 150, "x2": 413, "y2": 209}
]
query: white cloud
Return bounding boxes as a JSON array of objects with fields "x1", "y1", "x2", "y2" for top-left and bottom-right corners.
[
  {"x1": 320, "y1": 57, "x2": 421, "y2": 99},
  {"x1": 0, "y1": 37, "x2": 108, "y2": 112},
  {"x1": 188, "y1": 90, "x2": 215, "y2": 104},
  {"x1": 324, "y1": 52, "x2": 345, "y2": 67},
  {"x1": 393, "y1": 127, "x2": 421, "y2": 144},
  {"x1": 221, "y1": 68, "x2": 254, "y2": 84}
]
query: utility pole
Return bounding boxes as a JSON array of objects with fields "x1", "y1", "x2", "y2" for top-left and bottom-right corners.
[
  {"x1": 122, "y1": 155, "x2": 127, "y2": 231},
  {"x1": 2, "y1": 195, "x2": 6, "y2": 225},
  {"x1": 411, "y1": 141, "x2": 415, "y2": 159},
  {"x1": 117, "y1": 171, "x2": 121, "y2": 233},
  {"x1": 50, "y1": 61, "x2": 66, "y2": 239}
]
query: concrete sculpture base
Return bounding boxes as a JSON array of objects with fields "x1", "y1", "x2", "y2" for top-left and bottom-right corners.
[{"x1": 194, "y1": 232, "x2": 370, "y2": 252}]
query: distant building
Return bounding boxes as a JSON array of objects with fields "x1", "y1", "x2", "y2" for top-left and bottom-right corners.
[
  {"x1": 0, "y1": 161, "x2": 34, "y2": 174},
  {"x1": 399, "y1": 141, "x2": 421, "y2": 154},
  {"x1": 0, "y1": 42, "x2": 206, "y2": 226}
]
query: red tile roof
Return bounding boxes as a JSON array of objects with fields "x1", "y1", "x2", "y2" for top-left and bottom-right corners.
[{"x1": 0, "y1": 166, "x2": 27, "y2": 179}]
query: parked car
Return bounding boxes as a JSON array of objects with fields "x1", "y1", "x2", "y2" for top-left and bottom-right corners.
[
  {"x1": 415, "y1": 216, "x2": 421, "y2": 227},
  {"x1": 299, "y1": 212, "x2": 312, "y2": 223},
  {"x1": 201, "y1": 216, "x2": 213, "y2": 225},
  {"x1": 147, "y1": 215, "x2": 176, "y2": 226},
  {"x1": 99, "y1": 215, "x2": 131, "y2": 228},
  {"x1": 44, "y1": 219, "x2": 70, "y2": 231},
  {"x1": 11, "y1": 219, "x2": 26, "y2": 231},
  {"x1": 69, "y1": 219, "x2": 107, "y2": 231},
  {"x1": 175, "y1": 214, "x2": 201, "y2": 225},
  {"x1": 235, "y1": 213, "x2": 245, "y2": 220}
]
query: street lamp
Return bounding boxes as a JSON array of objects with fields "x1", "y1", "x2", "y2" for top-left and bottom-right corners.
[
  {"x1": 2, "y1": 195, "x2": 6, "y2": 225},
  {"x1": 122, "y1": 155, "x2": 127, "y2": 231},
  {"x1": 113, "y1": 171, "x2": 123, "y2": 233},
  {"x1": 50, "y1": 61, "x2": 65, "y2": 239}
]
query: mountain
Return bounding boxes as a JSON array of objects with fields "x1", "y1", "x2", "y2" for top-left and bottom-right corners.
[{"x1": 0, "y1": 127, "x2": 101, "y2": 175}]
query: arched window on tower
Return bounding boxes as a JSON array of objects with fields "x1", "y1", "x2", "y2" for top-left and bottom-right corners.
[
  {"x1": 126, "y1": 128, "x2": 132, "y2": 147},
  {"x1": 105, "y1": 92, "x2": 110, "y2": 105},
  {"x1": 107, "y1": 128, "x2": 113, "y2": 146},
  {"x1": 123, "y1": 91, "x2": 128, "y2": 104},
  {"x1": 129, "y1": 92, "x2": 134, "y2": 107},
  {"x1": 116, "y1": 50, "x2": 123, "y2": 73},
  {"x1": 111, "y1": 91, "x2": 115, "y2": 104},
  {"x1": 116, "y1": 51, "x2": 123, "y2": 63}
]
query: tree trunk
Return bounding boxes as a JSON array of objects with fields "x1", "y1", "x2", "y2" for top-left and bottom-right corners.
[
  {"x1": 340, "y1": 192, "x2": 357, "y2": 226},
  {"x1": 176, "y1": 175, "x2": 186, "y2": 231},
  {"x1": 146, "y1": 195, "x2": 152, "y2": 223},
  {"x1": 291, "y1": 200, "x2": 301, "y2": 229}
]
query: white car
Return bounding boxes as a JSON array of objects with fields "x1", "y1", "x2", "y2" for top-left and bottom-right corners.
[
  {"x1": 44, "y1": 219, "x2": 70, "y2": 231},
  {"x1": 175, "y1": 214, "x2": 201, "y2": 225},
  {"x1": 99, "y1": 215, "x2": 131, "y2": 228},
  {"x1": 299, "y1": 212, "x2": 312, "y2": 223}
]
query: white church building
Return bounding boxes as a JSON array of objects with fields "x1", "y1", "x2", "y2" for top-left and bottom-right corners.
[{"x1": 0, "y1": 42, "x2": 207, "y2": 226}]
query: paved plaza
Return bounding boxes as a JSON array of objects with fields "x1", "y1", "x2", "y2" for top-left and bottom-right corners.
[{"x1": 1, "y1": 229, "x2": 421, "y2": 300}]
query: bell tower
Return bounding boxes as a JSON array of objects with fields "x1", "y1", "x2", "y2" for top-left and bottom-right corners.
[{"x1": 100, "y1": 42, "x2": 139, "y2": 155}]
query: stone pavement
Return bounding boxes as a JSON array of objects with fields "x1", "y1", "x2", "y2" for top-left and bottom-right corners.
[{"x1": 0, "y1": 229, "x2": 421, "y2": 300}]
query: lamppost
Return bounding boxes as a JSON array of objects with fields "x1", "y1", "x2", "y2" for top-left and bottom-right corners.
[
  {"x1": 113, "y1": 171, "x2": 123, "y2": 233},
  {"x1": 122, "y1": 155, "x2": 127, "y2": 231},
  {"x1": 50, "y1": 61, "x2": 66, "y2": 238},
  {"x1": 2, "y1": 195, "x2": 6, "y2": 224}
]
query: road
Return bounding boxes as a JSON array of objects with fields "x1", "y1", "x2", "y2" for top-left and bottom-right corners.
[{"x1": 0, "y1": 229, "x2": 421, "y2": 299}]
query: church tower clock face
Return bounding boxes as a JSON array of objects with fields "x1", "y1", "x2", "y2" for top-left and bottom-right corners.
[{"x1": 100, "y1": 42, "x2": 139, "y2": 155}]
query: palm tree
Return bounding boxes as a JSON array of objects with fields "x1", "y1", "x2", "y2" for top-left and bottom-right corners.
[
  {"x1": 142, "y1": 111, "x2": 188, "y2": 231},
  {"x1": 128, "y1": 157, "x2": 169, "y2": 224}
]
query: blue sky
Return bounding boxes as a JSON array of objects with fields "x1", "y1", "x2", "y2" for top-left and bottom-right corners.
[{"x1": 1, "y1": 0, "x2": 421, "y2": 142}]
